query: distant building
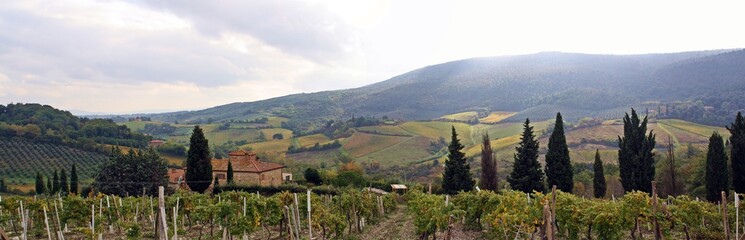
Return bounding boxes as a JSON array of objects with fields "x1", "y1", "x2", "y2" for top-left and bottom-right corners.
[
  {"x1": 167, "y1": 168, "x2": 189, "y2": 190},
  {"x1": 149, "y1": 140, "x2": 165, "y2": 148},
  {"x1": 211, "y1": 150, "x2": 285, "y2": 186}
]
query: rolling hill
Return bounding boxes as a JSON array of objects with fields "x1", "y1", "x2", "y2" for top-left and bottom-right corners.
[{"x1": 143, "y1": 49, "x2": 745, "y2": 129}]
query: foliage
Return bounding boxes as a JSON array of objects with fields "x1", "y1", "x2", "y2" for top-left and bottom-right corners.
[
  {"x1": 287, "y1": 140, "x2": 341, "y2": 153},
  {"x1": 70, "y1": 163, "x2": 78, "y2": 195},
  {"x1": 186, "y1": 125, "x2": 212, "y2": 193},
  {"x1": 508, "y1": 118, "x2": 545, "y2": 193},
  {"x1": 727, "y1": 111, "x2": 745, "y2": 193},
  {"x1": 226, "y1": 160, "x2": 234, "y2": 184},
  {"x1": 480, "y1": 133, "x2": 498, "y2": 191},
  {"x1": 60, "y1": 169, "x2": 69, "y2": 194},
  {"x1": 442, "y1": 126, "x2": 475, "y2": 194},
  {"x1": 705, "y1": 132, "x2": 728, "y2": 202},
  {"x1": 593, "y1": 150, "x2": 607, "y2": 198},
  {"x1": 545, "y1": 112, "x2": 573, "y2": 192},
  {"x1": 35, "y1": 172, "x2": 45, "y2": 194},
  {"x1": 304, "y1": 168, "x2": 323, "y2": 185},
  {"x1": 93, "y1": 147, "x2": 168, "y2": 196},
  {"x1": 406, "y1": 190, "x2": 465, "y2": 239},
  {"x1": 618, "y1": 108, "x2": 656, "y2": 193}
]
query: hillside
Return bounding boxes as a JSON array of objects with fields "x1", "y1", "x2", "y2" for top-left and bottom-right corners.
[
  {"x1": 0, "y1": 138, "x2": 108, "y2": 185},
  {"x1": 143, "y1": 49, "x2": 744, "y2": 129}
]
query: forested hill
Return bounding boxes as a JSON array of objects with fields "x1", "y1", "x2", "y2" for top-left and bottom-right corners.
[
  {"x1": 0, "y1": 103, "x2": 150, "y2": 150},
  {"x1": 147, "y1": 49, "x2": 745, "y2": 128}
]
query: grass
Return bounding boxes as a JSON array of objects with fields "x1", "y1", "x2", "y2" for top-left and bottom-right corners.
[
  {"x1": 169, "y1": 128, "x2": 261, "y2": 146},
  {"x1": 479, "y1": 111, "x2": 517, "y2": 123},
  {"x1": 439, "y1": 111, "x2": 479, "y2": 121},
  {"x1": 399, "y1": 121, "x2": 474, "y2": 145},
  {"x1": 121, "y1": 120, "x2": 165, "y2": 132},
  {"x1": 267, "y1": 116, "x2": 288, "y2": 128},
  {"x1": 658, "y1": 119, "x2": 730, "y2": 139},
  {"x1": 463, "y1": 134, "x2": 521, "y2": 157},
  {"x1": 356, "y1": 136, "x2": 433, "y2": 167},
  {"x1": 357, "y1": 125, "x2": 413, "y2": 136},
  {"x1": 246, "y1": 134, "x2": 329, "y2": 153},
  {"x1": 342, "y1": 132, "x2": 409, "y2": 158}
]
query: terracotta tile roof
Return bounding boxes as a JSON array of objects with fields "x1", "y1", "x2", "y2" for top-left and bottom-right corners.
[
  {"x1": 212, "y1": 159, "x2": 284, "y2": 173},
  {"x1": 168, "y1": 168, "x2": 185, "y2": 184}
]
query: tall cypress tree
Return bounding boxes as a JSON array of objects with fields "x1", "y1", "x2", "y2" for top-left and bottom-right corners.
[
  {"x1": 442, "y1": 126, "x2": 475, "y2": 194},
  {"x1": 35, "y1": 172, "x2": 45, "y2": 194},
  {"x1": 186, "y1": 125, "x2": 213, "y2": 193},
  {"x1": 226, "y1": 160, "x2": 234, "y2": 184},
  {"x1": 46, "y1": 177, "x2": 52, "y2": 195},
  {"x1": 60, "y1": 169, "x2": 69, "y2": 194},
  {"x1": 593, "y1": 150, "x2": 606, "y2": 198},
  {"x1": 508, "y1": 118, "x2": 545, "y2": 193},
  {"x1": 727, "y1": 112, "x2": 745, "y2": 193},
  {"x1": 705, "y1": 132, "x2": 729, "y2": 202},
  {"x1": 618, "y1": 109, "x2": 656, "y2": 193},
  {"x1": 52, "y1": 170, "x2": 59, "y2": 194},
  {"x1": 70, "y1": 164, "x2": 78, "y2": 195},
  {"x1": 545, "y1": 112, "x2": 573, "y2": 192},
  {"x1": 480, "y1": 133, "x2": 498, "y2": 191}
]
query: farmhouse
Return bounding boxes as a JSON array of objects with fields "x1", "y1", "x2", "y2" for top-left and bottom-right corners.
[{"x1": 211, "y1": 150, "x2": 285, "y2": 186}]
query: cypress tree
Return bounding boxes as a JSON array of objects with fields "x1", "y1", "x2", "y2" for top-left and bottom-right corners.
[
  {"x1": 212, "y1": 177, "x2": 220, "y2": 195},
  {"x1": 508, "y1": 118, "x2": 545, "y2": 193},
  {"x1": 0, "y1": 177, "x2": 5, "y2": 192},
  {"x1": 705, "y1": 132, "x2": 729, "y2": 202},
  {"x1": 46, "y1": 177, "x2": 52, "y2": 195},
  {"x1": 35, "y1": 172, "x2": 45, "y2": 194},
  {"x1": 186, "y1": 125, "x2": 213, "y2": 193},
  {"x1": 442, "y1": 126, "x2": 475, "y2": 194},
  {"x1": 593, "y1": 150, "x2": 606, "y2": 198},
  {"x1": 617, "y1": 109, "x2": 656, "y2": 193},
  {"x1": 52, "y1": 170, "x2": 59, "y2": 194},
  {"x1": 70, "y1": 164, "x2": 78, "y2": 195},
  {"x1": 727, "y1": 112, "x2": 745, "y2": 193},
  {"x1": 545, "y1": 112, "x2": 573, "y2": 192},
  {"x1": 226, "y1": 160, "x2": 234, "y2": 184},
  {"x1": 480, "y1": 133, "x2": 498, "y2": 191},
  {"x1": 60, "y1": 169, "x2": 69, "y2": 194}
]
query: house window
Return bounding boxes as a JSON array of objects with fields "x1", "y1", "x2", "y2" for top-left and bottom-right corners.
[{"x1": 216, "y1": 174, "x2": 226, "y2": 179}]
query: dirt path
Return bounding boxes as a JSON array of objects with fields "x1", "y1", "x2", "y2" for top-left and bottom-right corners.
[{"x1": 358, "y1": 204, "x2": 417, "y2": 240}]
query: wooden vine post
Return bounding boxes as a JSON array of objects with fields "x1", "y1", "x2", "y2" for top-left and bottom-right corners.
[
  {"x1": 155, "y1": 186, "x2": 169, "y2": 240},
  {"x1": 723, "y1": 191, "x2": 729, "y2": 240},
  {"x1": 652, "y1": 181, "x2": 662, "y2": 240}
]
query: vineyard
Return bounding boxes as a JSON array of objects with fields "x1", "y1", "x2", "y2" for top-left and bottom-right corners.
[
  {"x1": 0, "y1": 139, "x2": 108, "y2": 185},
  {"x1": 406, "y1": 188, "x2": 744, "y2": 240},
  {"x1": 0, "y1": 188, "x2": 397, "y2": 240}
]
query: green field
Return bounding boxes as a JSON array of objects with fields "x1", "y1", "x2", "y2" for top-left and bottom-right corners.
[
  {"x1": 355, "y1": 136, "x2": 432, "y2": 166},
  {"x1": 342, "y1": 132, "x2": 409, "y2": 158},
  {"x1": 439, "y1": 111, "x2": 478, "y2": 121},
  {"x1": 479, "y1": 111, "x2": 517, "y2": 123},
  {"x1": 399, "y1": 121, "x2": 475, "y2": 145}
]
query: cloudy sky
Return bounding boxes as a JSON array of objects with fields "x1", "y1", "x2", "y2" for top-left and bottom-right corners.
[{"x1": 1, "y1": 0, "x2": 743, "y2": 114}]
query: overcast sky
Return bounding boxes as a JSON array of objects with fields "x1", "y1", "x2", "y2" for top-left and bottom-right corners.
[{"x1": 1, "y1": 0, "x2": 743, "y2": 114}]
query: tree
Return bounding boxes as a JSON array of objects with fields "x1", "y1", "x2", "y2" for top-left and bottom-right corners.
[
  {"x1": 35, "y1": 172, "x2": 45, "y2": 194},
  {"x1": 617, "y1": 109, "x2": 656, "y2": 193},
  {"x1": 0, "y1": 177, "x2": 6, "y2": 192},
  {"x1": 304, "y1": 168, "x2": 323, "y2": 185},
  {"x1": 226, "y1": 160, "x2": 234, "y2": 184},
  {"x1": 46, "y1": 177, "x2": 52, "y2": 195},
  {"x1": 442, "y1": 126, "x2": 475, "y2": 194},
  {"x1": 272, "y1": 133, "x2": 284, "y2": 140},
  {"x1": 660, "y1": 136, "x2": 682, "y2": 197},
  {"x1": 70, "y1": 164, "x2": 78, "y2": 195},
  {"x1": 60, "y1": 169, "x2": 69, "y2": 194},
  {"x1": 508, "y1": 119, "x2": 545, "y2": 193},
  {"x1": 727, "y1": 112, "x2": 745, "y2": 193},
  {"x1": 52, "y1": 170, "x2": 59, "y2": 194},
  {"x1": 705, "y1": 132, "x2": 729, "y2": 202},
  {"x1": 593, "y1": 150, "x2": 606, "y2": 198},
  {"x1": 545, "y1": 112, "x2": 573, "y2": 192},
  {"x1": 186, "y1": 125, "x2": 213, "y2": 193},
  {"x1": 480, "y1": 133, "x2": 498, "y2": 191},
  {"x1": 93, "y1": 147, "x2": 168, "y2": 196},
  {"x1": 212, "y1": 177, "x2": 220, "y2": 194}
]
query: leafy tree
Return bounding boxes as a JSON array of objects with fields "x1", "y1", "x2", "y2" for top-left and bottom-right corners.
[
  {"x1": 70, "y1": 164, "x2": 78, "y2": 195},
  {"x1": 304, "y1": 168, "x2": 323, "y2": 185},
  {"x1": 35, "y1": 172, "x2": 45, "y2": 194},
  {"x1": 479, "y1": 133, "x2": 498, "y2": 191},
  {"x1": 705, "y1": 132, "x2": 729, "y2": 202},
  {"x1": 617, "y1": 109, "x2": 656, "y2": 193},
  {"x1": 508, "y1": 119, "x2": 545, "y2": 193},
  {"x1": 442, "y1": 126, "x2": 475, "y2": 194},
  {"x1": 52, "y1": 170, "x2": 59, "y2": 194},
  {"x1": 593, "y1": 150, "x2": 606, "y2": 198},
  {"x1": 545, "y1": 112, "x2": 573, "y2": 192},
  {"x1": 272, "y1": 133, "x2": 284, "y2": 140},
  {"x1": 60, "y1": 169, "x2": 69, "y2": 194},
  {"x1": 727, "y1": 112, "x2": 745, "y2": 193},
  {"x1": 333, "y1": 171, "x2": 366, "y2": 188},
  {"x1": 186, "y1": 125, "x2": 213, "y2": 193},
  {"x1": 226, "y1": 160, "x2": 234, "y2": 184},
  {"x1": 93, "y1": 147, "x2": 168, "y2": 196}
]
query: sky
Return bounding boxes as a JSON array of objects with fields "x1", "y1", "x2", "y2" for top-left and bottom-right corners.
[{"x1": 1, "y1": 0, "x2": 744, "y2": 114}]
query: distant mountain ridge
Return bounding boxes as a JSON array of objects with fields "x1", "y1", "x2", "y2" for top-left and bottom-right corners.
[{"x1": 147, "y1": 49, "x2": 745, "y2": 128}]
